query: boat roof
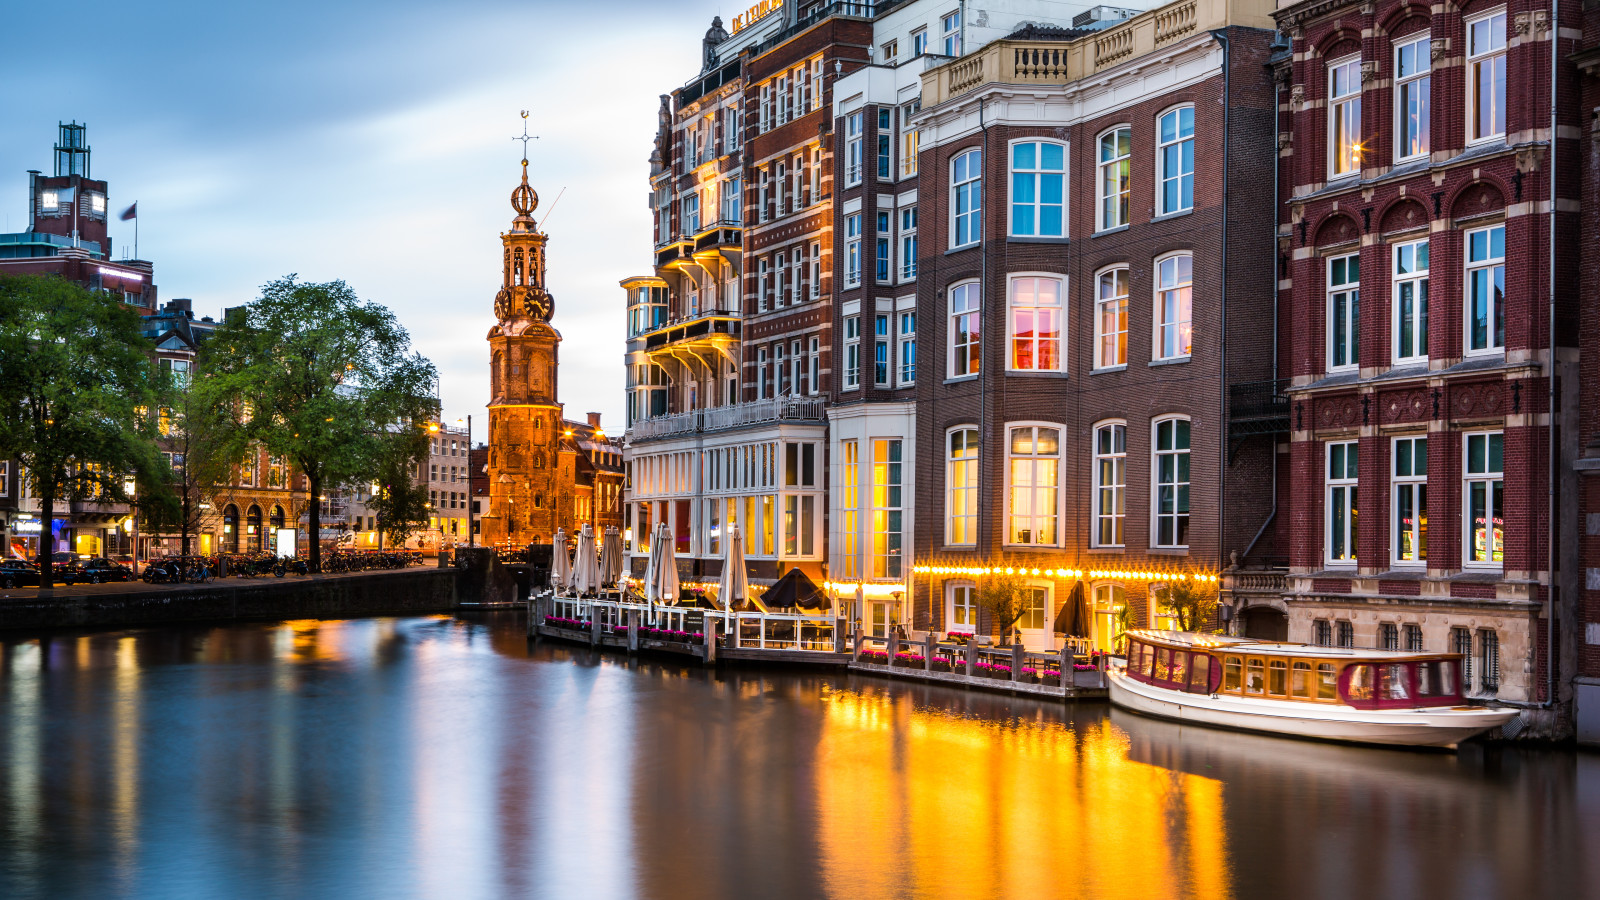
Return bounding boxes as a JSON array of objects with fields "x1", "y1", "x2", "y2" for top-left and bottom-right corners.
[{"x1": 1127, "y1": 630, "x2": 1459, "y2": 661}]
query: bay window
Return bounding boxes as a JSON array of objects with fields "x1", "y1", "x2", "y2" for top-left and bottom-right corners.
[
  {"x1": 1098, "y1": 126, "x2": 1131, "y2": 231},
  {"x1": 949, "y1": 281, "x2": 980, "y2": 377},
  {"x1": 1007, "y1": 275, "x2": 1064, "y2": 372},
  {"x1": 1010, "y1": 141, "x2": 1065, "y2": 238},
  {"x1": 1095, "y1": 267, "x2": 1128, "y2": 369},
  {"x1": 951, "y1": 149, "x2": 982, "y2": 247},
  {"x1": 1007, "y1": 424, "x2": 1060, "y2": 546}
]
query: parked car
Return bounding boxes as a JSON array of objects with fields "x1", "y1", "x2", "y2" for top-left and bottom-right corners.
[
  {"x1": 56, "y1": 558, "x2": 134, "y2": 585},
  {"x1": 0, "y1": 560, "x2": 40, "y2": 589}
]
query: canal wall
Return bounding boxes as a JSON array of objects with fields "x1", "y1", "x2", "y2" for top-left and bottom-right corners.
[{"x1": 0, "y1": 569, "x2": 464, "y2": 631}]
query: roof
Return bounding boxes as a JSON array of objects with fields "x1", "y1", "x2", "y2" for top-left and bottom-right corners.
[{"x1": 1128, "y1": 629, "x2": 1460, "y2": 660}]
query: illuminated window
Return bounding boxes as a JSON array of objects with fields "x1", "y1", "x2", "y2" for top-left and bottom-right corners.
[
  {"x1": 841, "y1": 440, "x2": 860, "y2": 578},
  {"x1": 1464, "y1": 432, "x2": 1503, "y2": 567},
  {"x1": 948, "y1": 281, "x2": 980, "y2": 377},
  {"x1": 870, "y1": 439, "x2": 903, "y2": 578},
  {"x1": 1329, "y1": 56, "x2": 1362, "y2": 177},
  {"x1": 1327, "y1": 440, "x2": 1358, "y2": 564},
  {"x1": 1095, "y1": 267, "x2": 1128, "y2": 369},
  {"x1": 1467, "y1": 11, "x2": 1506, "y2": 143},
  {"x1": 947, "y1": 583, "x2": 976, "y2": 632},
  {"x1": 1155, "y1": 254, "x2": 1192, "y2": 360},
  {"x1": 1007, "y1": 276, "x2": 1063, "y2": 371},
  {"x1": 1006, "y1": 424, "x2": 1060, "y2": 546},
  {"x1": 1098, "y1": 126, "x2": 1131, "y2": 230},
  {"x1": 946, "y1": 427, "x2": 977, "y2": 546},
  {"x1": 1392, "y1": 436, "x2": 1427, "y2": 566}
]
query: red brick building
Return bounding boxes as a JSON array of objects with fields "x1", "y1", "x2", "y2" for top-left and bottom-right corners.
[
  {"x1": 1569, "y1": 12, "x2": 1600, "y2": 746},
  {"x1": 1270, "y1": 0, "x2": 1581, "y2": 722}
]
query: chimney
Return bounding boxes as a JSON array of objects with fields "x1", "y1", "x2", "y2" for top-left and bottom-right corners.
[{"x1": 586, "y1": 412, "x2": 602, "y2": 428}]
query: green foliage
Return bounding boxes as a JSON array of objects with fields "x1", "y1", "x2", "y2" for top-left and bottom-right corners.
[
  {"x1": 137, "y1": 369, "x2": 234, "y2": 555},
  {"x1": 976, "y1": 572, "x2": 1031, "y2": 645},
  {"x1": 193, "y1": 276, "x2": 438, "y2": 569},
  {"x1": 0, "y1": 275, "x2": 169, "y2": 585},
  {"x1": 1158, "y1": 579, "x2": 1220, "y2": 633},
  {"x1": 366, "y1": 430, "x2": 432, "y2": 549}
]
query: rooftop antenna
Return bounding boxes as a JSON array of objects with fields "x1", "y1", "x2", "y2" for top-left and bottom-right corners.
[{"x1": 540, "y1": 187, "x2": 568, "y2": 229}]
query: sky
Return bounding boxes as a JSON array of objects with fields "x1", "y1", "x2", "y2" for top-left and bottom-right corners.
[{"x1": 0, "y1": 0, "x2": 726, "y2": 436}]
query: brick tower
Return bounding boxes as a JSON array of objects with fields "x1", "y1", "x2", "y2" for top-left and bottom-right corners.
[{"x1": 480, "y1": 153, "x2": 570, "y2": 547}]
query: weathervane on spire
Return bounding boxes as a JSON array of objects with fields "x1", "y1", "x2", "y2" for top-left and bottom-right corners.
[
  {"x1": 513, "y1": 110, "x2": 539, "y2": 166},
  {"x1": 509, "y1": 110, "x2": 540, "y2": 220}
]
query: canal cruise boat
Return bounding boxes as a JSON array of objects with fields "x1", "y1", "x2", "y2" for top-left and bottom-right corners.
[{"x1": 1107, "y1": 630, "x2": 1517, "y2": 749}]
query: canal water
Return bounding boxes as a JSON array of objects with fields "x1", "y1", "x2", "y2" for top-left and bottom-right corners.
[{"x1": 0, "y1": 615, "x2": 1594, "y2": 900}]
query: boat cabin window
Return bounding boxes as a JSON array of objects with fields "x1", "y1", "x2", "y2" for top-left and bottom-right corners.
[
  {"x1": 1154, "y1": 647, "x2": 1171, "y2": 681},
  {"x1": 1190, "y1": 653, "x2": 1210, "y2": 693},
  {"x1": 1268, "y1": 659, "x2": 1288, "y2": 696},
  {"x1": 1245, "y1": 658, "x2": 1265, "y2": 694},
  {"x1": 1317, "y1": 663, "x2": 1338, "y2": 700},
  {"x1": 1416, "y1": 660, "x2": 1457, "y2": 698},
  {"x1": 1290, "y1": 660, "x2": 1312, "y2": 698},
  {"x1": 1223, "y1": 656, "x2": 1242, "y2": 692},
  {"x1": 1171, "y1": 650, "x2": 1189, "y2": 687},
  {"x1": 1347, "y1": 664, "x2": 1374, "y2": 701},
  {"x1": 1380, "y1": 664, "x2": 1410, "y2": 701}
]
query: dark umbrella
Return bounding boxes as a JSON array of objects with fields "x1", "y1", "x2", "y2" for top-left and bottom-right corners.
[{"x1": 1053, "y1": 580, "x2": 1092, "y2": 639}]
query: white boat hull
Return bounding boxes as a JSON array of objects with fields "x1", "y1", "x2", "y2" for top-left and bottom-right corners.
[{"x1": 1107, "y1": 664, "x2": 1517, "y2": 749}]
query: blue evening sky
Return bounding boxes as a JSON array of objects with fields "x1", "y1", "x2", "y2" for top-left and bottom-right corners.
[{"x1": 1, "y1": 0, "x2": 724, "y2": 435}]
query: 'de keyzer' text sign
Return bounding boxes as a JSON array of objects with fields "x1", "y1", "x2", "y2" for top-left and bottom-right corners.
[{"x1": 731, "y1": 0, "x2": 783, "y2": 34}]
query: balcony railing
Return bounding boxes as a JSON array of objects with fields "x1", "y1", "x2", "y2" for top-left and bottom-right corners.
[
  {"x1": 1229, "y1": 379, "x2": 1290, "y2": 436},
  {"x1": 921, "y1": 0, "x2": 1275, "y2": 107},
  {"x1": 627, "y1": 398, "x2": 826, "y2": 442}
]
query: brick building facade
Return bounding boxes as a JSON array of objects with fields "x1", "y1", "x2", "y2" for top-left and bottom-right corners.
[{"x1": 1269, "y1": 0, "x2": 1582, "y2": 719}]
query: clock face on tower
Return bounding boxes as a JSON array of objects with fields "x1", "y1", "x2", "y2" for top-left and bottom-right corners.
[{"x1": 528, "y1": 290, "x2": 553, "y2": 321}]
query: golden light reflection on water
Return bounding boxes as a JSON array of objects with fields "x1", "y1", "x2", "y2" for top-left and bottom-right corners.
[{"x1": 814, "y1": 685, "x2": 1230, "y2": 900}]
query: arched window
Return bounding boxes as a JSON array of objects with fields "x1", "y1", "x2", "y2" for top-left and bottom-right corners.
[
  {"x1": 950, "y1": 148, "x2": 982, "y2": 247},
  {"x1": 246, "y1": 505, "x2": 262, "y2": 553},
  {"x1": 948, "y1": 281, "x2": 980, "y2": 378},
  {"x1": 946, "y1": 427, "x2": 978, "y2": 546},
  {"x1": 269, "y1": 505, "x2": 285, "y2": 530},
  {"x1": 1154, "y1": 253, "x2": 1193, "y2": 360},
  {"x1": 492, "y1": 351, "x2": 504, "y2": 396},
  {"x1": 1156, "y1": 105, "x2": 1195, "y2": 212},
  {"x1": 223, "y1": 505, "x2": 239, "y2": 554}
]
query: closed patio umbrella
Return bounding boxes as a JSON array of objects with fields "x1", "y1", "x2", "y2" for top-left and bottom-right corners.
[
  {"x1": 647, "y1": 522, "x2": 678, "y2": 606},
  {"x1": 1053, "y1": 580, "x2": 1092, "y2": 640},
  {"x1": 717, "y1": 524, "x2": 749, "y2": 613},
  {"x1": 569, "y1": 523, "x2": 599, "y2": 595},
  {"x1": 549, "y1": 527, "x2": 570, "y2": 592},
  {"x1": 599, "y1": 526, "x2": 623, "y2": 591}
]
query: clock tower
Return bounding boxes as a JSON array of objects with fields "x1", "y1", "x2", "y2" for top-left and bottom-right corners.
[{"x1": 480, "y1": 154, "x2": 569, "y2": 547}]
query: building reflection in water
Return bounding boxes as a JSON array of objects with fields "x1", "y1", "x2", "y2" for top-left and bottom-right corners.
[{"x1": 0, "y1": 617, "x2": 1594, "y2": 900}]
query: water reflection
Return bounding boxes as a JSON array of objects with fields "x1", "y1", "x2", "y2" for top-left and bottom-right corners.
[{"x1": 0, "y1": 615, "x2": 1593, "y2": 900}]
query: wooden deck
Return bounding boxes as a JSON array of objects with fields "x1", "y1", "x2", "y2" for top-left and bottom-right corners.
[{"x1": 848, "y1": 660, "x2": 1108, "y2": 699}]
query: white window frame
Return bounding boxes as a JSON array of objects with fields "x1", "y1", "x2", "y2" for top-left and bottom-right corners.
[
  {"x1": 1097, "y1": 126, "x2": 1132, "y2": 231},
  {"x1": 912, "y1": 28, "x2": 928, "y2": 57},
  {"x1": 875, "y1": 210, "x2": 892, "y2": 283},
  {"x1": 942, "y1": 10, "x2": 962, "y2": 56},
  {"x1": 899, "y1": 205, "x2": 918, "y2": 280},
  {"x1": 877, "y1": 108, "x2": 893, "y2": 181},
  {"x1": 1005, "y1": 273, "x2": 1065, "y2": 372},
  {"x1": 1155, "y1": 105, "x2": 1195, "y2": 215},
  {"x1": 1326, "y1": 440, "x2": 1359, "y2": 566},
  {"x1": 1327, "y1": 253, "x2": 1360, "y2": 372},
  {"x1": 946, "y1": 581, "x2": 977, "y2": 633},
  {"x1": 1092, "y1": 420, "x2": 1127, "y2": 548},
  {"x1": 808, "y1": 336, "x2": 820, "y2": 395},
  {"x1": 950, "y1": 148, "x2": 982, "y2": 248},
  {"x1": 843, "y1": 315, "x2": 861, "y2": 390},
  {"x1": 1008, "y1": 139, "x2": 1066, "y2": 238},
  {"x1": 1463, "y1": 431, "x2": 1504, "y2": 569},
  {"x1": 845, "y1": 214, "x2": 862, "y2": 288},
  {"x1": 946, "y1": 426, "x2": 977, "y2": 546},
  {"x1": 898, "y1": 310, "x2": 916, "y2": 386},
  {"x1": 1393, "y1": 239, "x2": 1429, "y2": 363},
  {"x1": 846, "y1": 112, "x2": 864, "y2": 187},
  {"x1": 1465, "y1": 224, "x2": 1505, "y2": 355},
  {"x1": 899, "y1": 100, "x2": 921, "y2": 178},
  {"x1": 1466, "y1": 10, "x2": 1507, "y2": 144},
  {"x1": 1004, "y1": 422, "x2": 1062, "y2": 548},
  {"x1": 948, "y1": 280, "x2": 980, "y2": 379},
  {"x1": 1094, "y1": 266, "x2": 1129, "y2": 370},
  {"x1": 809, "y1": 239, "x2": 822, "y2": 298},
  {"x1": 1394, "y1": 35, "x2": 1431, "y2": 162},
  {"x1": 1154, "y1": 253, "x2": 1193, "y2": 361},
  {"x1": 1328, "y1": 55, "x2": 1363, "y2": 178},
  {"x1": 874, "y1": 313, "x2": 891, "y2": 386},
  {"x1": 1392, "y1": 435, "x2": 1427, "y2": 568},
  {"x1": 1152, "y1": 417, "x2": 1191, "y2": 549}
]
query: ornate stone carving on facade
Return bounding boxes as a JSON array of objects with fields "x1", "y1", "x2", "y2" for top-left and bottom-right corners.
[
  {"x1": 1360, "y1": 60, "x2": 1379, "y2": 84},
  {"x1": 1289, "y1": 84, "x2": 1305, "y2": 110},
  {"x1": 702, "y1": 16, "x2": 728, "y2": 72},
  {"x1": 1430, "y1": 37, "x2": 1449, "y2": 62}
]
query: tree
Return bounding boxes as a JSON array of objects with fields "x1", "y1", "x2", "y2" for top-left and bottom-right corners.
[
  {"x1": 1157, "y1": 579, "x2": 1220, "y2": 633},
  {"x1": 194, "y1": 276, "x2": 438, "y2": 572},
  {"x1": 138, "y1": 369, "x2": 232, "y2": 557},
  {"x1": 0, "y1": 275, "x2": 169, "y2": 588},
  {"x1": 976, "y1": 571, "x2": 1033, "y2": 646},
  {"x1": 366, "y1": 429, "x2": 431, "y2": 550}
]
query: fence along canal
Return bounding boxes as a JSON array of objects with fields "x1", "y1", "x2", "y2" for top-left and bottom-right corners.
[{"x1": 530, "y1": 591, "x2": 1109, "y2": 699}]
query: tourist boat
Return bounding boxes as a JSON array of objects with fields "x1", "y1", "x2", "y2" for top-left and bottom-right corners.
[{"x1": 1107, "y1": 630, "x2": 1517, "y2": 749}]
